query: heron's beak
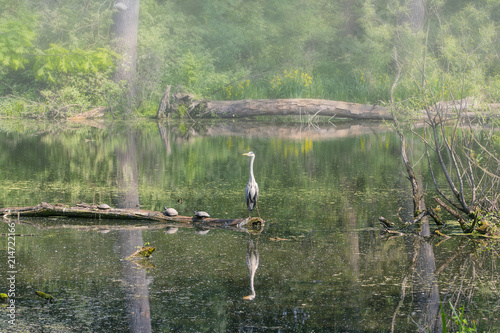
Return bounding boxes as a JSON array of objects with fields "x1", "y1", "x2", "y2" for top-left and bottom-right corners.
[{"x1": 242, "y1": 153, "x2": 249, "y2": 156}]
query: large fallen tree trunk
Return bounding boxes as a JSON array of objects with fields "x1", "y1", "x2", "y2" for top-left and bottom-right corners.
[
  {"x1": 1, "y1": 202, "x2": 263, "y2": 230},
  {"x1": 156, "y1": 93, "x2": 496, "y2": 120},
  {"x1": 202, "y1": 99, "x2": 391, "y2": 119}
]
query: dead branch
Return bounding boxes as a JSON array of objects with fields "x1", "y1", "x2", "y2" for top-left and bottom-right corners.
[
  {"x1": 398, "y1": 131, "x2": 423, "y2": 216},
  {"x1": 156, "y1": 85, "x2": 171, "y2": 119},
  {"x1": 427, "y1": 207, "x2": 444, "y2": 225},
  {"x1": 433, "y1": 197, "x2": 471, "y2": 232}
]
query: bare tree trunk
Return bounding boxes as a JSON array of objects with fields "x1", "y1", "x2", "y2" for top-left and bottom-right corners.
[
  {"x1": 340, "y1": 0, "x2": 358, "y2": 37},
  {"x1": 203, "y1": 99, "x2": 391, "y2": 119},
  {"x1": 114, "y1": 128, "x2": 140, "y2": 209},
  {"x1": 112, "y1": 0, "x2": 140, "y2": 114},
  {"x1": 156, "y1": 85, "x2": 171, "y2": 119},
  {"x1": 406, "y1": 0, "x2": 425, "y2": 31},
  {"x1": 398, "y1": 0, "x2": 425, "y2": 31}
]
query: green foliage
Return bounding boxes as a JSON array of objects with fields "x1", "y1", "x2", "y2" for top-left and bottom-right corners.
[
  {"x1": 171, "y1": 51, "x2": 203, "y2": 88},
  {"x1": 0, "y1": 1, "x2": 118, "y2": 117},
  {"x1": 224, "y1": 80, "x2": 251, "y2": 100},
  {"x1": 442, "y1": 302, "x2": 477, "y2": 333},
  {"x1": 33, "y1": 44, "x2": 118, "y2": 83},
  {"x1": 1, "y1": 0, "x2": 499, "y2": 116},
  {"x1": 32, "y1": 0, "x2": 114, "y2": 49},
  {"x1": 360, "y1": 0, "x2": 499, "y2": 106},
  {"x1": 269, "y1": 69, "x2": 313, "y2": 99},
  {"x1": 440, "y1": 5, "x2": 496, "y2": 74},
  {"x1": 0, "y1": 18, "x2": 36, "y2": 70},
  {"x1": 38, "y1": 72, "x2": 121, "y2": 117},
  {"x1": 0, "y1": 97, "x2": 28, "y2": 117},
  {"x1": 167, "y1": 51, "x2": 229, "y2": 98}
]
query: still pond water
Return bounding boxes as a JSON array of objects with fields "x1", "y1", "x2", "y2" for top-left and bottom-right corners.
[{"x1": 0, "y1": 119, "x2": 498, "y2": 332}]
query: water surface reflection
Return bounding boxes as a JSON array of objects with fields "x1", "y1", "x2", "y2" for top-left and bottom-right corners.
[{"x1": 0, "y1": 119, "x2": 498, "y2": 332}]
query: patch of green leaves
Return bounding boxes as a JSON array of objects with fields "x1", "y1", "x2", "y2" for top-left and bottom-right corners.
[
  {"x1": 33, "y1": 45, "x2": 118, "y2": 83},
  {"x1": 0, "y1": 18, "x2": 36, "y2": 70},
  {"x1": 442, "y1": 301, "x2": 477, "y2": 333}
]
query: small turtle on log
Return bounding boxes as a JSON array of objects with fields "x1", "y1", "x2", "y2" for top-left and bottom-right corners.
[
  {"x1": 163, "y1": 207, "x2": 178, "y2": 217},
  {"x1": 193, "y1": 211, "x2": 210, "y2": 219},
  {"x1": 97, "y1": 204, "x2": 111, "y2": 210}
]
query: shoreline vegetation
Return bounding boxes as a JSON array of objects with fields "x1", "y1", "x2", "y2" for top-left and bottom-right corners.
[
  {"x1": 1, "y1": 1, "x2": 499, "y2": 120},
  {"x1": 2, "y1": 95, "x2": 497, "y2": 122}
]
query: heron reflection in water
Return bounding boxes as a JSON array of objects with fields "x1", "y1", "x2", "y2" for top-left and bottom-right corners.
[
  {"x1": 243, "y1": 152, "x2": 259, "y2": 218},
  {"x1": 243, "y1": 232, "x2": 260, "y2": 300}
]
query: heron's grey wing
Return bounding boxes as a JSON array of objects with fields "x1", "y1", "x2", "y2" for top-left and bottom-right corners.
[
  {"x1": 254, "y1": 182, "x2": 259, "y2": 202},
  {"x1": 246, "y1": 182, "x2": 258, "y2": 210},
  {"x1": 245, "y1": 183, "x2": 252, "y2": 207}
]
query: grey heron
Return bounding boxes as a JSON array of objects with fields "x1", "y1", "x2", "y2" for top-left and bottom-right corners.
[{"x1": 243, "y1": 152, "x2": 259, "y2": 217}]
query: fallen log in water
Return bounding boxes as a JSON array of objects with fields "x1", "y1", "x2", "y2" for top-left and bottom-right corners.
[
  {"x1": 155, "y1": 94, "x2": 497, "y2": 120},
  {"x1": 0, "y1": 202, "x2": 263, "y2": 231},
  {"x1": 203, "y1": 98, "x2": 391, "y2": 120}
]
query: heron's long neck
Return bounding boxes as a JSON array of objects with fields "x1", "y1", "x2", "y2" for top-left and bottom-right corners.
[{"x1": 249, "y1": 156, "x2": 255, "y2": 183}]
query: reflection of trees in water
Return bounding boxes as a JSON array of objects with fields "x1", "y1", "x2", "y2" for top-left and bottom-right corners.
[
  {"x1": 157, "y1": 121, "x2": 197, "y2": 153},
  {"x1": 391, "y1": 235, "x2": 499, "y2": 332},
  {"x1": 413, "y1": 238, "x2": 441, "y2": 333},
  {"x1": 115, "y1": 128, "x2": 152, "y2": 333},
  {"x1": 391, "y1": 235, "x2": 441, "y2": 333},
  {"x1": 118, "y1": 230, "x2": 152, "y2": 333},
  {"x1": 157, "y1": 120, "x2": 390, "y2": 141},
  {"x1": 115, "y1": 130, "x2": 140, "y2": 209},
  {"x1": 436, "y1": 239, "x2": 498, "y2": 331},
  {"x1": 388, "y1": 164, "x2": 494, "y2": 331}
]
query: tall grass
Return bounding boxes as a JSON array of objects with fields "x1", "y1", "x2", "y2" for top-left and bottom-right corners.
[
  {"x1": 208, "y1": 67, "x2": 392, "y2": 104},
  {"x1": 441, "y1": 301, "x2": 477, "y2": 333}
]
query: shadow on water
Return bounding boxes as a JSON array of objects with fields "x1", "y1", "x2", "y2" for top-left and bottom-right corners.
[{"x1": 0, "y1": 119, "x2": 499, "y2": 332}]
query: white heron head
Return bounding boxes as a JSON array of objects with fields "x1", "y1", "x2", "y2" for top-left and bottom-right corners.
[{"x1": 243, "y1": 151, "x2": 255, "y2": 157}]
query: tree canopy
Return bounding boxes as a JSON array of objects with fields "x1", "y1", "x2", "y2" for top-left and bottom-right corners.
[{"x1": 0, "y1": 0, "x2": 499, "y2": 117}]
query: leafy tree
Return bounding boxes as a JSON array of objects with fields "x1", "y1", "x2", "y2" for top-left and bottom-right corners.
[
  {"x1": 1, "y1": 0, "x2": 499, "y2": 116},
  {"x1": 0, "y1": 18, "x2": 36, "y2": 70},
  {"x1": 0, "y1": 1, "x2": 119, "y2": 116},
  {"x1": 33, "y1": 44, "x2": 118, "y2": 83}
]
